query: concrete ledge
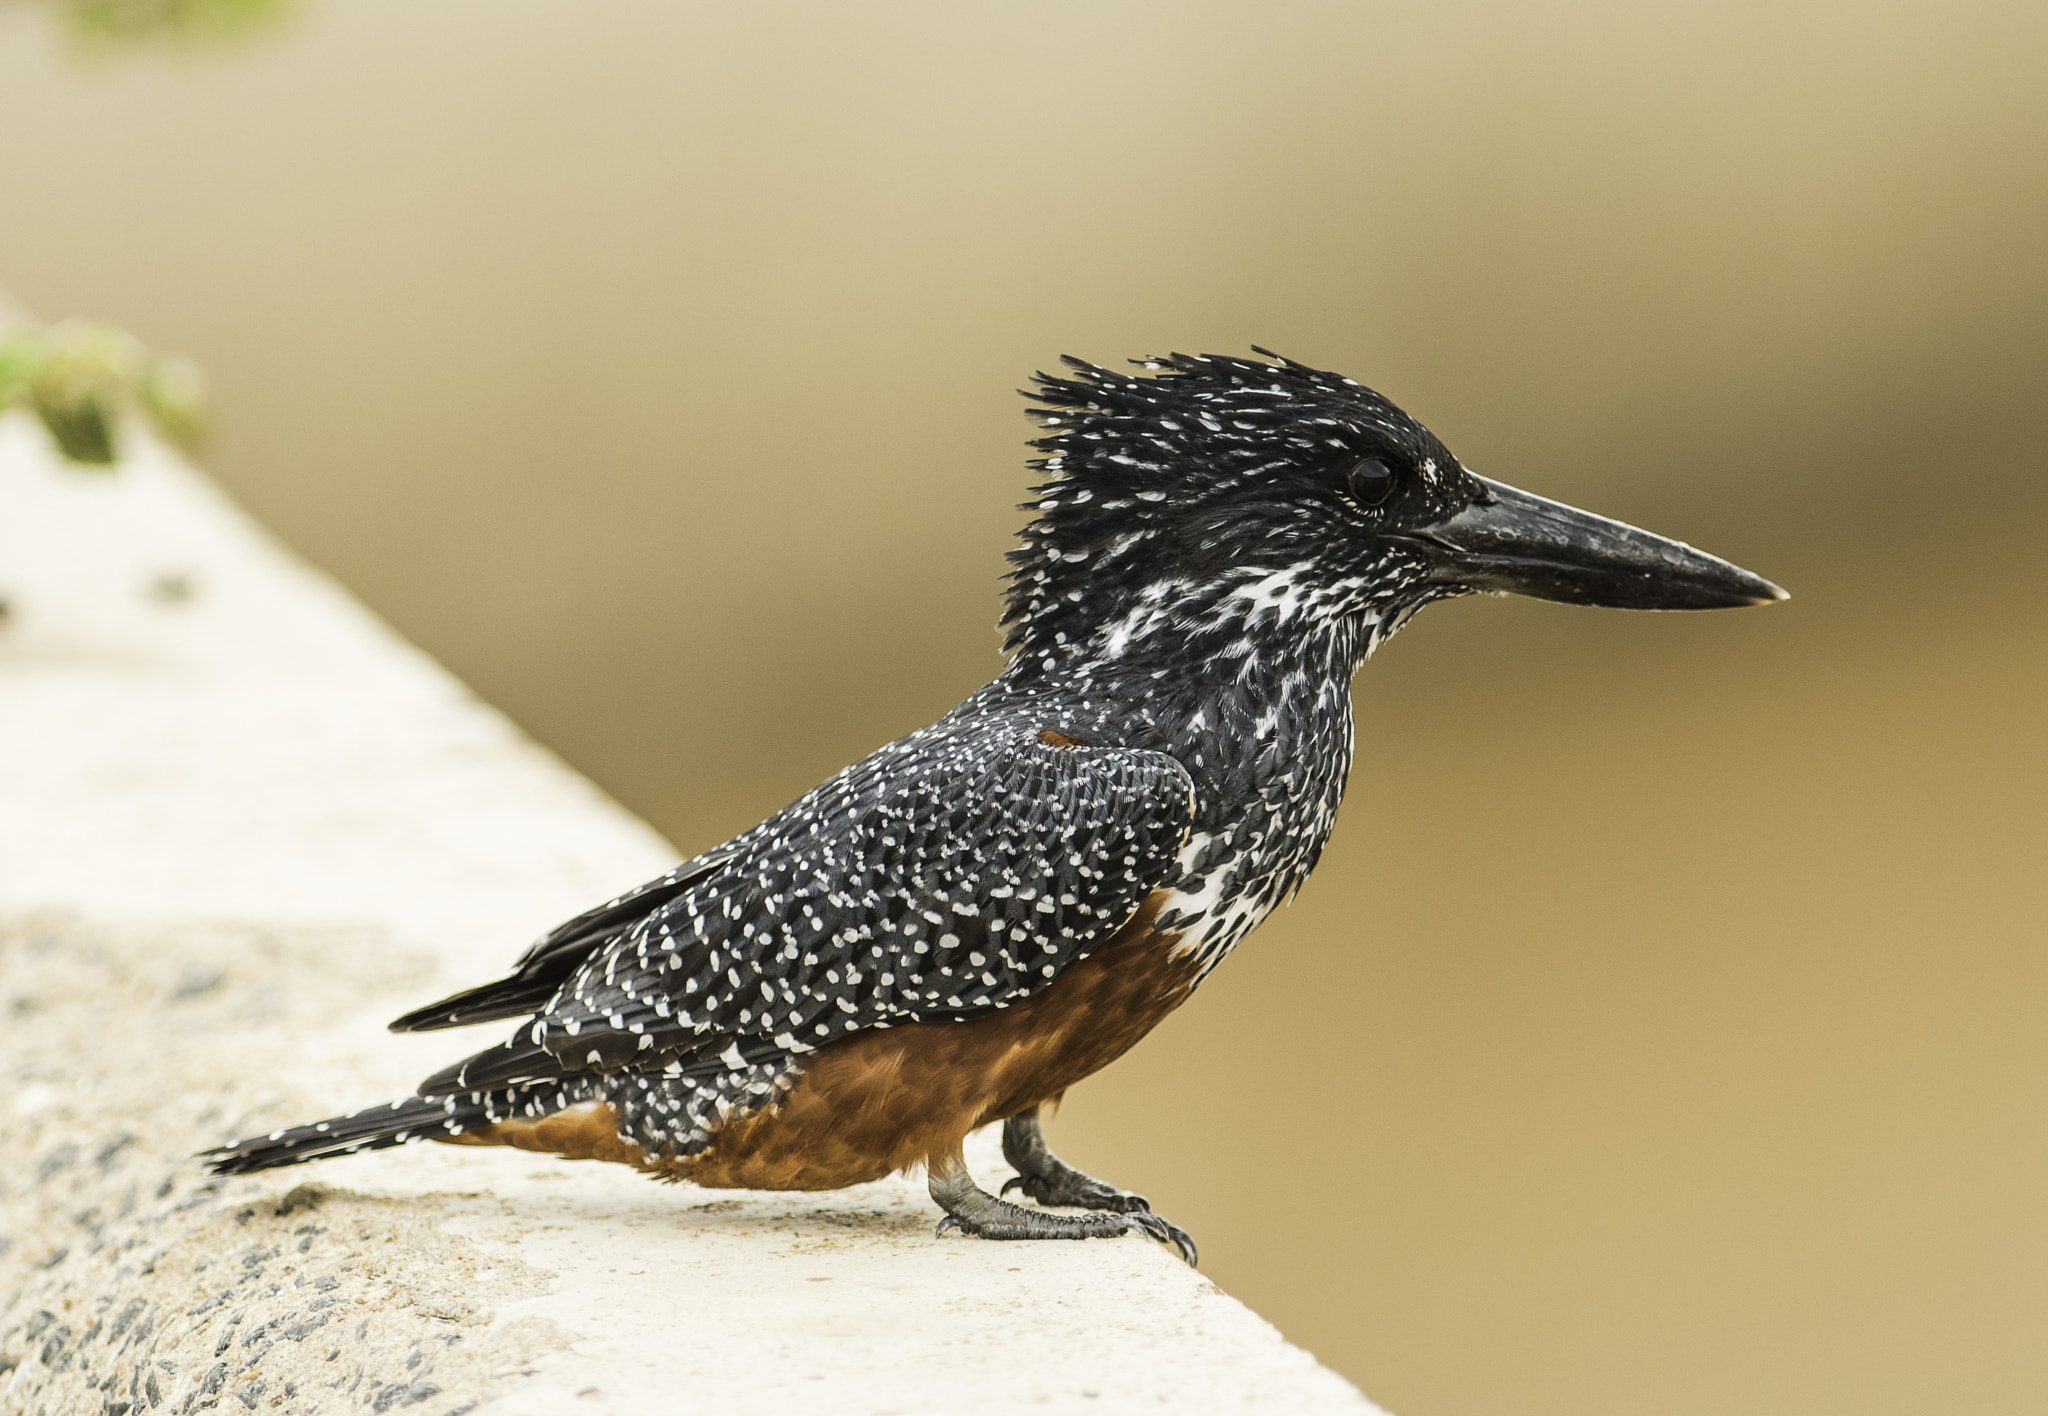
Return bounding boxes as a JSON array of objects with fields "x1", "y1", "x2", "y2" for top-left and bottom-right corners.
[{"x1": 0, "y1": 421, "x2": 1382, "y2": 1414}]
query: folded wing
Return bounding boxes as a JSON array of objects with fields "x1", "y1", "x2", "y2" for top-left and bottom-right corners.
[{"x1": 416, "y1": 719, "x2": 1195, "y2": 1099}]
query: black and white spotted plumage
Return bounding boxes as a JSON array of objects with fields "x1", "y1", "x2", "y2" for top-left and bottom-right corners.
[
  {"x1": 393, "y1": 714, "x2": 1198, "y2": 1155},
  {"x1": 208, "y1": 350, "x2": 1776, "y2": 1178}
]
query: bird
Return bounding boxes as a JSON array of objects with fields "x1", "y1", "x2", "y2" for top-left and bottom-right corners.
[{"x1": 204, "y1": 349, "x2": 1784, "y2": 1265}]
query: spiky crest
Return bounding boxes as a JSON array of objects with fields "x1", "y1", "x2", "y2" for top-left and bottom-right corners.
[{"x1": 1000, "y1": 349, "x2": 1467, "y2": 660}]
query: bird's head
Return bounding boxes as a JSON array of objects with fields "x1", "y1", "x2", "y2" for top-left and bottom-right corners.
[{"x1": 1001, "y1": 350, "x2": 1783, "y2": 671}]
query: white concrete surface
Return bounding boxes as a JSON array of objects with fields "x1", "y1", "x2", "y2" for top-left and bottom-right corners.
[{"x1": 0, "y1": 415, "x2": 1383, "y2": 1414}]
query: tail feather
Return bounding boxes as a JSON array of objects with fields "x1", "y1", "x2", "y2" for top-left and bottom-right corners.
[
  {"x1": 202, "y1": 1095, "x2": 476, "y2": 1176},
  {"x1": 417, "y1": 1034, "x2": 565, "y2": 1098}
]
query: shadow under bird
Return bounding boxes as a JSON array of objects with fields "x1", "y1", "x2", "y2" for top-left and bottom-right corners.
[{"x1": 207, "y1": 351, "x2": 1784, "y2": 1264}]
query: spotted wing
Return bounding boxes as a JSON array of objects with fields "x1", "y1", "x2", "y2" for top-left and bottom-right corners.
[
  {"x1": 389, "y1": 845, "x2": 739, "y2": 1033},
  {"x1": 425, "y1": 722, "x2": 1193, "y2": 1094}
]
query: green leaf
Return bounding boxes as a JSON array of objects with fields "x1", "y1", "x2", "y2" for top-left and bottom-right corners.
[{"x1": 135, "y1": 353, "x2": 209, "y2": 454}]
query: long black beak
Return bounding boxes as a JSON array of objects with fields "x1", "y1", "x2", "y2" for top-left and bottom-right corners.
[{"x1": 1392, "y1": 476, "x2": 1787, "y2": 610}]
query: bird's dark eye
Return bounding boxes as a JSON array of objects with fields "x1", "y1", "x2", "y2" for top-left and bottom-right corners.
[{"x1": 1337, "y1": 457, "x2": 1396, "y2": 508}]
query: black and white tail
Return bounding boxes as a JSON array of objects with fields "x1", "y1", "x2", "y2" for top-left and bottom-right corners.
[{"x1": 202, "y1": 1094, "x2": 483, "y2": 1175}]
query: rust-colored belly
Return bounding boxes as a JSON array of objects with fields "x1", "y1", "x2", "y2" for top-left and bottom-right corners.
[{"x1": 455, "y1": 893, "x2": 1198, "y2": 1190}]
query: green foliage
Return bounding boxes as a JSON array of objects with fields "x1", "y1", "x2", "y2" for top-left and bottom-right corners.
[
  {"x1": 59, "y1": 0, "x2": 291, "y2": 48},
  {"x1": 0, "y1": 321, "x2": 211, "y2": 468}
]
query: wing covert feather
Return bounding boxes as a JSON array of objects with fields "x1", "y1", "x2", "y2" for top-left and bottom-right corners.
[{"x1": 529, "y1": 723, "x2": 1194, "y2": 1078}]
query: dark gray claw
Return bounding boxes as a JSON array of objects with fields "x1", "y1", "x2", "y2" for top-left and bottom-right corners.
[
  {"x1": 931, "y1": 1175, "x2": 1131, "y2": 1243},
  {"x1": 980, "y1": 1111, "x2": 1198, "y2": 1266},
  {"x1": 1126, "y1": 1210, "x2": 1199, "y2": 1267},
  {"x1": 1000, "y1": 1110, "x2": 1155, "y2": 1212},
  {"x1": 1000, "y1": 1170, "x2": 1152, "y2": 1213},
  {"x1": 935, "y1": 1187, "x2": 1197, "y2": 1264}
]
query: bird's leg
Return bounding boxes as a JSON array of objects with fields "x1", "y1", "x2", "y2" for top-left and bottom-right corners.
[
  {"x1": 999, "y1": 1108, "x2": 1151, "y2": 1214},
  {"x1": 929, "y1": 1148, "x2": 1197, "y2": 1265}
]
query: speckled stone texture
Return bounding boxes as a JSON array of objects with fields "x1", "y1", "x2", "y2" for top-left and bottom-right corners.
[{"x1": 0, "y1": 915, "x2": 566, "y2": 1415}]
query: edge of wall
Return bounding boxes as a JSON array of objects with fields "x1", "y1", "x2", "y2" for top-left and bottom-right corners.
[{"x1": 0, "y1": 417, "x2": 1385, "y2": 1415}]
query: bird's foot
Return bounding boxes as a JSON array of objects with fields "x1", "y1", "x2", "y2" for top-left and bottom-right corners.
[
  {"x1": 999, "y1": 1166, "x2": 1150, "y2": 1212},
  {"x1": 971, "y1": 1112, "x2": 1201, "y2": 1265},
  {"x1": 999, "y1": 1107, "x2": 1153, "y2": 1212},
  {"x1": 932, "y1": 1187, "x2": 1198, "y2": 1266},
  {"x1": 934, "y1": 1198, "x2": 1128, "y2": 1243}
]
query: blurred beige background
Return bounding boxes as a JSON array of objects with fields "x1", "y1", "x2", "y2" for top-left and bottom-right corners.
[{"x1": 2, "y1": 2, "x2": 2044, "y2": 1412}]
